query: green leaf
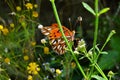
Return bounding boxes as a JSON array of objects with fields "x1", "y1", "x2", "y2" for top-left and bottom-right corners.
[
  {"x1": 0, "y1": 75, "x2": 9, "y2": 80},
  {"x1": 98, "y1": 8, "x2": 110, "y2": 16},
  {"x1": 82, "y1": 2, "x2": 95, "y2": 15},
  {"x1": 98, "y1": 36, "x2": 120, "y2": 70},
  {"x1": 92, "y1": 75, "x2": 106, "y2": 80},
  {"x1": 110, "y1": 36, "x2": 120, "y2": 51},
  {"x1": 100, "y1": 51, "x2": 108, "y2": 54},
  {"x1": 95, "y1": 45, "x2": 100, "y2": 52},
  {"x1": 98, "y1": 50, "x2": 120, "y2": 70}
]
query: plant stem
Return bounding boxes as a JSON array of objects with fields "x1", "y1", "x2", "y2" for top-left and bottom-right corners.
[
  {"x1": 93, "y1": 0, "x2": 99, "y2": 57},
  {"x1": 92, "y1": 0, "x2": 108, "y2": 79},
  {"x1": 96, "y1": 30, "x2": 116, "y2": 63},
  {"x1": 50, "y1": 0, "x2": 87, "y2": 79},
  {"x1": 95, "y1": 63, "x2": 108, "y2": 80},
  {"x1": 91, "y1": 0, "x2": 99, "y2": 78},
  {"x1": 87, "y1": 56, "x2": 108, "y2": 80},
  {"x1": 101, "y1": 30, "x2": 116, "y2": 51}
]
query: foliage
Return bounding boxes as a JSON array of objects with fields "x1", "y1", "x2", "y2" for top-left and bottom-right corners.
[{"x1": 0, "y1": 0, "x2": 119, "y2": 80}]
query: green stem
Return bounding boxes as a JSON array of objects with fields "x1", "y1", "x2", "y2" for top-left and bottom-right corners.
[
  {"x1": 50, "y1": 0, "x2": 87, "y2": 79},
  {"x1": 95, "y1": 63, "x2": 108, "y2": 80},
  {"x1": 93, "y1": 14, "x2": 99, "y2": 57},
  {"x1": 101, "y1": 30, "x2": 116, "y2": 51},
  {"x1": 91, "y1": 1, "x2": 99, "y2": 76},
  {"x1": 91, "y1": 0, "x2": 99, "y2": 78},
  {"x1": 92, "y1": 0, "x2": 108, "y2": 79},
  {"x1": 86, "y1": 56, "x2": 108, "y2": 80},
  {"x1": 93, "y1": 0, "x2": 99, "y2": 58},
  {"x1": 96, "y1": 30, "x2": 116, "y2": 63}
]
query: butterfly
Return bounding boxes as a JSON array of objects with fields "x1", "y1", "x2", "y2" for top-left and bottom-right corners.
[{"x1": 39, "y1": 23, "x2": 75, "y2": 55}]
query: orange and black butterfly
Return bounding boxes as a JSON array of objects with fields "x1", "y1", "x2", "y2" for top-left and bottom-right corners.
[{"x1": 39, "y1": 23, "x2": 75, "y2": 55}]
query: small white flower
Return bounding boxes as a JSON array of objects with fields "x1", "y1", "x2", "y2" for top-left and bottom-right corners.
[
  {"x1": 4, "y1": 48, "x2": 8, "y2": 53},
  {"x1": 50, "y1": 68, "x2": 55, "y2": 73},
  {"x1": 88, "y1": 50, "x2": 92, "y2": 55},
  {"x1": 37, "y1": 58, "x2": 40, "y2": 61},
  {"x1": 75, "y1": 39, "x2": 86, "y2": 53},
  {"x1": 41, "y1": 39, "x2": 47, "y2": 44},
  {"x1": 9, "y1": 12, "x2": 16, "y2": 15},
  {"x1": 77, "y1": 16, "x2": 82, "y2": 21},
  {"x1": 0, "y1": 55, "x2": 2, "y2": 59},
  {"x1": 68, "y1": 17, "x2": 71, "y2": 22},
  {"x1": 44, "y1": 76, "x2": 49, "y2": 80},
  {"x1": 8, "y1": 62, "x2": 10, "y2": 64},
  {"x1": 25, "y1": 0, "x2": 30, "y2": 1},
  {"x1": 78, "y1": 39, "x2": 86, "y2": 48},
  {"x1": 38, "y1": 24, "x2": 43, "y2": 29},
  {"x1": 51, "y1": 57, "x2": 55, "y2": 61},
  {"x1": 53, "y1": 74, "x2": 56, "y2": 78},
  {"x1": 87, "y1": 50, "x2": 93, "y2": 57},
  {"x1": 74, "y1": 51, "x2": 80, "y2": 54},
  {"x1": 42, "y1": 62, "x2": 50, "y2": 70}
]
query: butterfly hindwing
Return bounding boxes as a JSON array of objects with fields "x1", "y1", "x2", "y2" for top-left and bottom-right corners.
[{"x1": 50, "y1": 38, "x2": 66, "y2": 55}]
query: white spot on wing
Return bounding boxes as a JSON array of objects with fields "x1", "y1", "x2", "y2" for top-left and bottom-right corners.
[
  {"x1": 66, "y1": 36, "x2": 71, "y2": 38},
  {"x1": 38, "y1": 24, "x2": 43, "y2": 29},
  {"x1": 60, "y1": 41, "x2": 65, "y2": 44},
  {"x1": 59, "y1": 46, "x2": 62, "y2": 50},
  {"x1": 60, "y1": 50, "x2": 63, "y2": 54},
  {"x1": 47, "y1": 28, "x2": 51, "y2": 30},
  {"x1": 44, "y1": 33, "x2": 49, "y2": 35},
  {"x1": 63, "y1": 45, "x2": 66, "y2": 49},
  {"x1": 53, "y1": 46, "x2": 56, "y2": 50},
  {"x1": 51, "y1": 39, "x2": 55, "y2": 43},
  {"x1": 41, "y1": 30, "x2": 46, "y2": 33},
  {"x1": 57, "y1": 45, "x2": 60, "y2": 49},
  {"x1": 58, "y1": 39, "x2": 61, "y2": 43},
  {"x1": 53, "y1": 41, "x2": 56, "y2": 45}
]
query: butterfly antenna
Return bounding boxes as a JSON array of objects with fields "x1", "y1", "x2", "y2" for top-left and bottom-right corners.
[
  {"x1": 72, "y1": 16, "x2": 82, "y2": 30},
  {"x1": 71, "y1": 16, "x2": 83, "y2": 39},
  {"x1": 68, "y1": 17, "x2": 72, "y2": 30},
  {"x1": 77, "y1": 16, "x2": 82, "y2": 27}
]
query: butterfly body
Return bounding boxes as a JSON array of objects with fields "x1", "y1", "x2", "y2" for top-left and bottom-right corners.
[{"x1": 39, "y1": 23, "x2": 75, "y2": 55}]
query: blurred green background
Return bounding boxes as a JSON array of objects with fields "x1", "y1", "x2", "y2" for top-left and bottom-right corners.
[{"x1": 0, "y1": 0, "x2": 120, "y2": 79}]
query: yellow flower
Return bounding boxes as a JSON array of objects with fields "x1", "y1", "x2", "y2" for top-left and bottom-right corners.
[
  {"x1": 28, "y1": 75, "x2": 33, "y2": 80},
  {"x1": 19, "y1": 15, "x2": 25, "y2": 23},
  {"x1": 0, "y1": 25, "x2": 3, "y2": 31},
  {"x1": 23, "y1": 49, "x2": 28, "y2": 54},
  {"x1": 16, "y1": 6, "x2": 21, "y2": 11},
  {"x1": 32, "y1": 11, "x2": 38, "y2": 17},
  {"x1": 27, "y1": 62, "x2": 40, "y2": 75},
  {"x1": 31, "y1": 41, "x2": 36, "y2": 46},
  {"x1": 24, "y1": 55, "x2": 29, "y2": 61},
  {"x1": 25, "y1": 3, "x2": 33, "y2": 10},
  {"x1": 108, "y1": 71, "x2": 115, "y2": 77},
  {"x1": 34, "y1": 4, "x2": 38, "y2": 8},
  {"x1": 2, "y1": 28, "x2": 9, "y2": 35},
  {"x1": 4, "y1": 58, "x2": 10, "y2": 64},
  {"x1": 0, "y1": 55, "x2": 2, "y2": 59},
  {"x1": 21, "y1": 21, "x2": 27, "y2": 27},
  {"x1": 10, "y1": 23, "x2": 14, "y2": 28},
  {"x1": 44, "y1": 47, "x2": 49, "y2": 54},
  {"x1": 71, "y1": 62, "x2": 76, "y2": 69},
  {"x1": 56, "y1": 69, "x2": 61, "y2": 75}
]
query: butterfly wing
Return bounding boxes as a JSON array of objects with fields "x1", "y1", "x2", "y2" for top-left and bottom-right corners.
[
  {"x1": 40, "y1": 23, "x2": 75, "y2": 55},
  {"x1": 48, "y1": 26, "x2": 75, "y2": 55},
  {"x1": 50, "y1": 38, "x2": 66, "y2": 55}
]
